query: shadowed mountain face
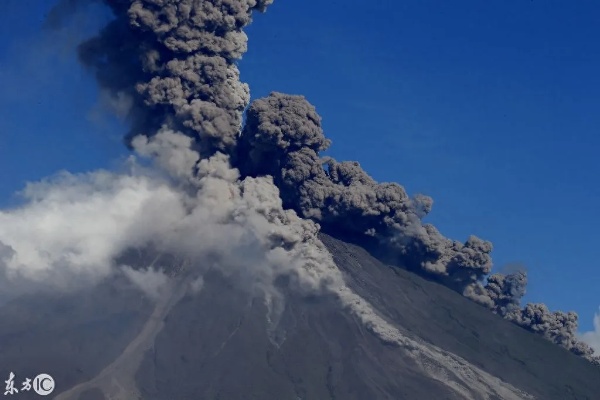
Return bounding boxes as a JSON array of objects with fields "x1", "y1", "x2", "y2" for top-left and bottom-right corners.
[
  {"x1": 0, "y1": 234, "x2": 598, "y2": 400},
  {"x1": 0, "y1": 275, "x2": 154, "y2": 397},
  {"x1": 319, "y1": 234, "x2": 600, "y2": 399}
]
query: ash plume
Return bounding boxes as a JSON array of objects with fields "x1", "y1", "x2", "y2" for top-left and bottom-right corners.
[
  {"x1": 506, "y1": 303, "x2": 599, "y2": 363},
  {"x1": 39, "y1": 0, "x2": 597, "y2": 368},
  {"x1": 239, "y1": 92, "x2": 598, "y2": 363},
  {"x1": 463, "y1": 271, "x2": 528, "y2": 315},
  {"x1": 78, "y1": 0, "x2": 272, "y2": 155},
  {"x1": 489, "y1": 271, "x2": 527, "y2": 315},
  {"x1": 239, "y1": 92, "x2": 493, "y2": 291},
  {"x1": 21, "y1": 0, "x2": 435, "y2": 364}
]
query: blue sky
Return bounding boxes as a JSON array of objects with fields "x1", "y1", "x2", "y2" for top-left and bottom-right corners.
[{"x1": 1, "y1": 1, "x2": 599, "y2": 330}]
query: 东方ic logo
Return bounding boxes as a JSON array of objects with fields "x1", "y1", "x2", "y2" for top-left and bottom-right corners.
[{"x1": 4, "y1": 372, "x2": 55, "y2": 396}]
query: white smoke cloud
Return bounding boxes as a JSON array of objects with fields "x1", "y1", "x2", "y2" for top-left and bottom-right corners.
[
  {"x1": 132, "y1": 128, "x2": 201, "y2": 183},
  {"x1": 0, "y1": 130, "x2": 346, "y2": 303},
  {"x1": 0, "y1": 169, "x2": 184, "y2": 292},
  {"x1": 132, "y1": 131, "x2": 347, "y2": 299},
  {"x1": 580, "y1": 308, "x2": 600, "y2": 355}
]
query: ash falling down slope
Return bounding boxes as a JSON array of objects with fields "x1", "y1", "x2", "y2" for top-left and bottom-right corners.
[{"x1": 0, "y1": 0, "x2": 599, "y2": 399}]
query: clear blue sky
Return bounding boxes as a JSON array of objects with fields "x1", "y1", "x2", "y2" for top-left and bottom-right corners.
[{"x1": 1, "y1": 0, "x2": 598, "y2": 330}]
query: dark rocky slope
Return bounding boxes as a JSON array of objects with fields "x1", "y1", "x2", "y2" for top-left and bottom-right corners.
[
  {"x1": 320, "y1": 234, "x2": 600, "y2": 400},
  {"x1": 0, "y1": 234, "x2": 598, "y2": 399}
]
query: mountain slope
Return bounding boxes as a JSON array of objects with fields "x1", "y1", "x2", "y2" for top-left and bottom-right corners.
[
  {"x1": 0, "y1": 234, "x2": 598, "y2": 399},
  {"x1": 129, "y1": 233, "x2": 598, "y2": 400},
  {"x1": 320, "y1": 233, "x2": 600, "y2": 400}
]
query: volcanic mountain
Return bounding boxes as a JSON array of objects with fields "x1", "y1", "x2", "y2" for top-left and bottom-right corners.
[
  {"x1": 0, "y1": 1, "x2": 598, "y2": 399},
  {"x1": 0, "y1": 234, "x2": 598, "y2": 400}
]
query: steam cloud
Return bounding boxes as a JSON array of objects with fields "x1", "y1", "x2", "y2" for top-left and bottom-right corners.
[
  {"x1": 0, "y1": 169, "x2": 184, "y2": 299},
  {"x1": 11, "y1": 0, "x2": 596, "y2": 368}
]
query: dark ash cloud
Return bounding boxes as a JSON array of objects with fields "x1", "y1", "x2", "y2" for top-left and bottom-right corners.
[
  {"x1": 238, "y1": 92, "x2": 598, "y2": 363},
  {"x1": 239, "y1": 92, "x2": 493, "y2": 291},
  {"x1": 78, "y1": 0, "x2": 273, "y2": 156},
  {"x1": 507, "y1": 303, "x2": 598, "y2": 361},
  {"x1": 43, "y1": 0, "x2": 599, "y2": 365}
]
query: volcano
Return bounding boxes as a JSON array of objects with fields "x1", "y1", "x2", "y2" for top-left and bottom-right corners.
[
  {"x1": 1, "y1": 1, "x2": 599, "y2": 399},
  {"x1": 1, "y1": 234, "x2": 598, "y2": 400}
]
